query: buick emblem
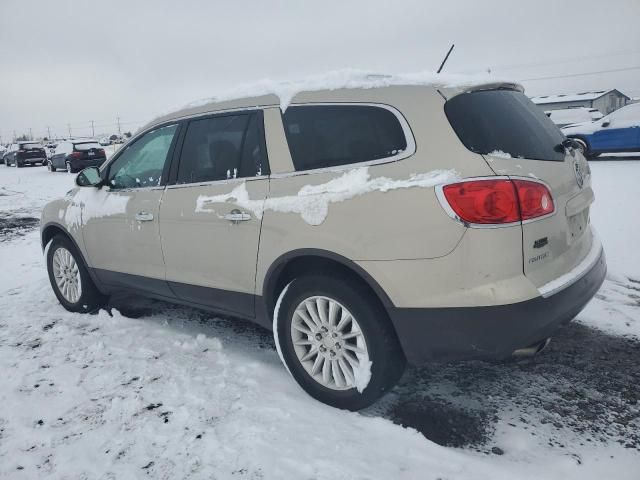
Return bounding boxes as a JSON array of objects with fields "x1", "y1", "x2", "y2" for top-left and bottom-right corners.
[{"x1": 573, "y1": 160, "x2": 584, "y2": 189}]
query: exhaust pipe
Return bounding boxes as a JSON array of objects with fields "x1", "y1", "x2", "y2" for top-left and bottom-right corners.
[{"x1": 512, "y1": 338, "x2": 551, "y2": 357}]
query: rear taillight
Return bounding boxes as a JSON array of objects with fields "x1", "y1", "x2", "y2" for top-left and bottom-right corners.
[
  {"x1": 512, "y1": 179, "x2": 554, "y2": 221},
  {"x1": 71, "y1": 151, "x2": 82, "y2": 159},
  {"x1": 98, "y1": 149, "x2": 105, "y2": 156},
  {"x1": 440, "y1": 178, "x2": 554, "y2": 225}
]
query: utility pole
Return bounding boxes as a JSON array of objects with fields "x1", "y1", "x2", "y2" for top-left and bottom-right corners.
[
  {"x1": 91, "y1": 120, "x2": 95, "y2": 138},
  {"x1": 47, "y1": 126, "x2": 51, "y2": 139},
  {"x1": 67, "y1": 123, "x2": 72, "y2": 139},
  {"x1": 13, "y1": 130, "x2": 17, "y2": 142},
  {"x1": 29, "y1": 128, "x2": 33, "y2": 140},
  {"x1": 116, "y1": 116, "x2": 121, "y2": 135}
]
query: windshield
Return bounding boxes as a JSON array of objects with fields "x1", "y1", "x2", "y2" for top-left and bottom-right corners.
[
  {"x1": 445, "y1": 89, "x2": 566, "y2": 161},
  {"x1": 74, "y1": 142, "x2": 102, "y2": 151}
]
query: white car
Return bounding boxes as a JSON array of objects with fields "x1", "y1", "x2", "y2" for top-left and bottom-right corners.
[{"x1": 545, "y1": 107, "x2": 603, "y2": 128}]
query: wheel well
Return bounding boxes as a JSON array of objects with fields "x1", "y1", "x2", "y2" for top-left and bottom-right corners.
[
  {"x1": 569, "y1": 135, "x2": 589, "y2": 149},
  {"x1": 264, "y1": 254, "x2": 393, "y2": 323},
  {"x1": 41, "y1": 224, "x2": 69, "y2": 250}
]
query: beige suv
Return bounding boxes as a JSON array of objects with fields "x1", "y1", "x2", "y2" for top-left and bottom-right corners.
[{"x1": 41, "y1": 80, "x2": 606, "y2": 410}]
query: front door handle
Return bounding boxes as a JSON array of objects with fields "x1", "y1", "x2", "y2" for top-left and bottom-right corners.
[
  {"x1": 135, "y1": 211, "x2": 154, "y2": 222},
  {"x1": 223, "y1": 209, "x2": 251, "y2": 223}
]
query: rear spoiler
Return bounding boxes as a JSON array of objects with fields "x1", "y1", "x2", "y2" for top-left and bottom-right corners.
[{"x1": 438, "y1": 81, "x2": 524, "y2": 101}]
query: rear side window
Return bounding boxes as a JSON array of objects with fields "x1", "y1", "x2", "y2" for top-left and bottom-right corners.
[
  {"x1": 176, "y1": 112, "x2": 267, "y2": 184},
  {"x1": 283, "y1": 105, "x2": 408, "y2": 171},
  {"x1": 445, "y1": 90, "x2": 565, "y2": 161}
]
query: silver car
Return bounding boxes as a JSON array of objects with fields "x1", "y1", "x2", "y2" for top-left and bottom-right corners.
[{"x1": 41, "y1": 80, "x2": 606, "y2": 410}]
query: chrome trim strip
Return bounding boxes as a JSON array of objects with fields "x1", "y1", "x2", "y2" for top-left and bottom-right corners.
[{"x1": 538, "y1": 230, "x2": 603, "y2": 298}]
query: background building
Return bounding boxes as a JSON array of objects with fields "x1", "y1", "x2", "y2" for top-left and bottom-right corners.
[{"x1": 530, "y1": 89, "x2": 630, "y2": 115}]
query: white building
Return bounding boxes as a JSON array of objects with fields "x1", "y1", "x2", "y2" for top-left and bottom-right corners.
[{"x1": 530, "y1": 89, "x2": 630, "y2": 115}]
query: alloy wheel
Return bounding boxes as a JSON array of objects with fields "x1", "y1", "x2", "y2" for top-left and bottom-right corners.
[
  {"x1": 52, "y1": 247, "x2": 82, "y2": 303},
  {"x1": 290, "y1": 296, "x2": 370, "y2": 390}
]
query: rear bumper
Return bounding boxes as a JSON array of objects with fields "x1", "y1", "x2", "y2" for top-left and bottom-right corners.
[
  {"x1": 388, "y1": 247, "x2": 606, "y2": 364},
  {"x1": 20, "y1": 157, "x2": 46, "y2": 164}
]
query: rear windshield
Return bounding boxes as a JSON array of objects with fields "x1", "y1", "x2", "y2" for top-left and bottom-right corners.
[
  {"x1": 74, "y1": 142, "x2": 101, "y2": 151},
  {"x1": 21, "y1": 143, "x2": 43, "y2": 150},
  {"x1": 445, "y1": 89, "x2": 565, "y2": 161}
]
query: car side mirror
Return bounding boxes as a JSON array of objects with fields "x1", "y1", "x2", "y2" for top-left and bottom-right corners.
[
  {"x1": 601, "y1": 120, "x2": 610, "y2": 127},
  {"x1": 76, "y1": 166, "x2": 102, "y2": 187}
]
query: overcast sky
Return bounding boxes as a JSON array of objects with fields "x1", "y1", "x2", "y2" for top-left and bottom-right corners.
[{"x1": 1, "y1": 0, "x2": 639, "y2": 140}]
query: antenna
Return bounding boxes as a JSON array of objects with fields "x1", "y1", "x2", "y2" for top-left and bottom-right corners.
[{"x1": 437, "y1": 44, "x2": 455, "y2": 74}]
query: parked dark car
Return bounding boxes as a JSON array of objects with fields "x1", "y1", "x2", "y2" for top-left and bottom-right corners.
[
  {"x1": 48, "y1": 141, "x2": 107, "y2": 173},
  {"x1": 4, "y1": 142, "x2": 48, "y2": 167}
]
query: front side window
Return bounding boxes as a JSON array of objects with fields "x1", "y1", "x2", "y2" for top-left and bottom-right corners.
[
  {"x1": 176, "y1": 112, "x2": 267, "y2": 184},
  {"x1": 108, "y1": 124, "x2": 178, "y2": 189},
  {"x1": 282, "y1": 105, "x2": 408, "y2": 172},
  {"x1": 445, "y1": 89, "x2": 566, "y2": 161}
]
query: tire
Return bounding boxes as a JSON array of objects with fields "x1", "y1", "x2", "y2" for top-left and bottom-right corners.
[
  {"x1": 46, "y1": 234, "x2": 106, "y2": 313},
  {"x1": 15, "y1": 159, "x2": 21, "y2": 168},
  {"x1": 66, "y1": 161, "x2": 73, "y2": 174},
  {"x1": 274, "y1": 274, "x2": 406, "y2": 410},
  {"x1": 48, "y1": 161, "x2": 56, "y2": 172},
  {"x1": 573, "y1": 138, "x2": 600, "y2": 159}
]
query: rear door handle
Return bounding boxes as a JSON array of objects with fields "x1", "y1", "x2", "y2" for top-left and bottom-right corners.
[
  {"x1": 223, "y1": 210, "x2": 251, "y2": 223},
  {"x1": 135, "y1": 211, "x2": 154, "y2": 222}
]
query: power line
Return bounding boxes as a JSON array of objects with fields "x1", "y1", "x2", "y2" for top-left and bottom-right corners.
[
  {"x1": 491, "y1": 49, "x2": 640, "y2": 72},
  {"x1": 520, "y1": 65, "x2": 640, "y2": 81}
]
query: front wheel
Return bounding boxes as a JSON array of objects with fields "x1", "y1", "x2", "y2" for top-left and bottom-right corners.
[
  {"x1": 46, "y1": 235, "x2": 105, "y2": 313},
  {"x1": 273, "y1": 274, "x2": 405, "y2": 410}
]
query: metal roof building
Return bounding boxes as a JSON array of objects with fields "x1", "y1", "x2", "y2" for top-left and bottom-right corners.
[{"x1": 530, "y1": 89, "x2": 631, "y2": 115}]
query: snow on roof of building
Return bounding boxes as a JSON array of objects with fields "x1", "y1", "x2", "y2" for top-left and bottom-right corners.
[{"x1": 531, "y1": 89, "x2": 629, "y2": 105}]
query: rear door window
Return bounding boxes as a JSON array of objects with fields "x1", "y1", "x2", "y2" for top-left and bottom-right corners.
[
  {"x1": 282, "y1": 105, "x2": 408, "y2": 171},
  {"x1": 176, "y1": 111, "x2": 268, "y2": 184},
  {"x1": 445, "y1": 89, "x2": 566, "y2": 161}
]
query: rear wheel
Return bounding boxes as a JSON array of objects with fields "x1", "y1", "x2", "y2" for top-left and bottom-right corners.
[
  {"x1": 66, "y1": 161, "x2": 73, "y2": 174},
  {"x1": 46, "y1": 235, "x2": 105, "y2": 313},
  {"x1": 273, "y1": 274, "x2": 405, "y2": 410}
]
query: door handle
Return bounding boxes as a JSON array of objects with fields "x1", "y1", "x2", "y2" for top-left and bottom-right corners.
[
  {"x1": 223, "y1": 209, "x2": 251, "y2": 223},
  {"x1": 135, "y1": 211, "x2": 154, "y2": 222}
]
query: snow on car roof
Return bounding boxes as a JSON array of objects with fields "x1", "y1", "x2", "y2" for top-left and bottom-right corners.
[{"x1": 146, "y1": 69, "x2": 520, "y2": 129}]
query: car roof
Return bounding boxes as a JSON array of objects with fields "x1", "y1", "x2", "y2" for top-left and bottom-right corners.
[{"x1": 142, "y1": 70, "x2": 522, "y2": 133}]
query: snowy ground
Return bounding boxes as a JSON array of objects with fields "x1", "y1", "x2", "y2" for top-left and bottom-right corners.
[{"x1": 0, "y1": 160, "x2": 638, "y2": 479}]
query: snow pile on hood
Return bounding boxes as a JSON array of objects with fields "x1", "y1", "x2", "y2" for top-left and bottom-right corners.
[
  {"x1": 164, "y1": 68, "x2": 514, "y2": 114},
  {"x1": 196, "y1": 167, "x2": 458, "y2": 226}
]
